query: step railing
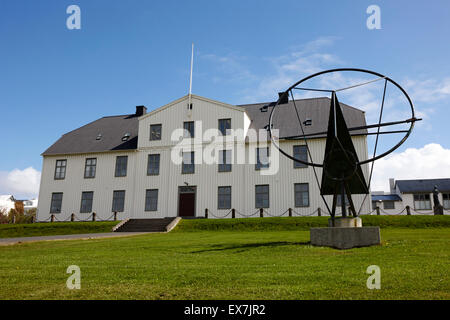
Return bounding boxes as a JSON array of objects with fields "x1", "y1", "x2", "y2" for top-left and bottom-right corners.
[{"x1": 112, "y1": 218, "x2": 130, "y2": 232}]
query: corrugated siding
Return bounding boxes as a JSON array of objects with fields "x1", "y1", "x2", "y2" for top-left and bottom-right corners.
[{"x1": 38, "y1": 96, "x2": 372, "y2": 221}]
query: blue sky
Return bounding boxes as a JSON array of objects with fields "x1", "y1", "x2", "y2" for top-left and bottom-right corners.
[{"x1": 1, "y1": 0, "x2": 450, "y2": 197}]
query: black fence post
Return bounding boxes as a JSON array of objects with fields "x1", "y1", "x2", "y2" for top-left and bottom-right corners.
[
  {"x1": 92, "y1": 212, "x2": 96, "y2": 222},
  {"x1": 288, "y1": 208, "x2": 292, "y2": 217},
  {"x1": 259, "y1": 208, "x2": 263, "y2": 218},
  {"x1": 205, "y1": 208, "x2": 208, "y2": 219},
  {"x1": 376, "y1": 207, "x2": 381, "y2": 215},
  {"x1": 51, "y1": 214, "x2": 55, "y2": 223},
  {"x1": 114, "y1": 212, "x2": 117, "y2": 221},
  {"x1": 71, "y1": 213, "x2": 75, "y2": 222},
  {"x1": 318, "y1": 208, "x2": 321, "y2": 216},
  {"x1": 406, "y1": 206, "x2": 411, "y2": 215},
  {"x1": 232, "y1": 208, "x2": 235, "y2": 219}
]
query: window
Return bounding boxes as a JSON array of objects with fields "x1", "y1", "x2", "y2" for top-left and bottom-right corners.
[
  {"x1": 145, "y1": 189, "x2": 158, "y2": 211},
  {"x1": 218, "y1": 118, "x2": 231, "y2": 136},
  {"x1": 294, "y1": 183, "x2": 309, "y2": 207},
  {"x1": 115, "y1": 156, "x2": 128, "y2": 177},
  {"x1": 218, "y1": 186, "x2": 231, "y2": 209},
  {"x1": 255, "y1": 147, "x2": 269, "y2": 170},
  {"x1": 50, "y1": 193, "x2": 63, "y2": 213},
  {"x1": 414, "y1": 194, "x2": 431, "y2": 210},
  {"x1": 84, "y1": 158, "x2": 97, "y2": 178},
  {"x1": 80, "y1": 191, "x2": 93, "y2": 213},
  {"x1": 383, "y1": 201, "x2": 395, "y2": 210},
  {"x1": 443, "y1": 193, "x2": 450, "y2": 209},
  {"x1": 54, "y1": 160, "x2": 67, "y2": 180},
  {"x1": 182, "y1": 152, "x2": 195, "y2": 174},
  {"x1": 255, "y1": 185, "x2": 269, "y2": 208},
  {"x1": 150, "y1": 124, "x2": 162, "y2": 141},
  {"x1": 112, "y1": 190, "x2": 125, "y2": 212},
  {"x1": 293, "y1": 145, "x2": 308, "y2": 168},
  {"x1": 218, "y1": 150, "x2": 232, "y2": 172},
  {"x1": 183, "y1": 121, "x2": 195, "y2": 138},
  {"x1": 372, "y1": 201, "x2": 379, "y2": 210},
  {"x1": 147, "y1": 154, "x2": 160, "y2": 175},
  {"x1": 337, "y1": 194, "x2": 350, "y2": 207}
]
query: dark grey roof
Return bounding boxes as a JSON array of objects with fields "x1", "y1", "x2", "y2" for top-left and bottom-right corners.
[
  {"x1": 42, "y1": 114, "x2": 139, "y2": 156},
  {"x1": 371, "y1": 194, "x2": 402, "y2": 202},
  {"x1": 238, "y1": 97, "x2": 367, "y2": 139},
  {"x1": 396, "y1": 179, "x2": 450, "y2": 193},
  {"x1": 42, "y1": 97, "x2": 367, "y2": 156}
]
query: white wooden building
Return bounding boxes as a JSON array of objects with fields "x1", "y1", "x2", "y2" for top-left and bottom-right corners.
[
  {"x1": 37, "y1": 94, "x2": 371, "y2": 221},
  {"x1": 372, "y1": 178, "x2": 450, "y2": 215}
]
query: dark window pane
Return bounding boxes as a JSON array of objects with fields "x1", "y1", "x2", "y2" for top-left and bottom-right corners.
[
  {"x1": 147, "y1": 154, "x2": 160, "y2": 175},
  {"x1": 115, "y1": 156, "x2": 128, "y2": 177},
  {"x1": 255, "y1": 185, "x2": 269, "y2": 208},
  {"x1": 50, "y1": 193, "x2": 63, "y2": 213},
  {"x1": 84, "y1": 158, "x2": 97, "y2": 178},
  {"x1": 112, "y1": 190, "x2": 125, "y2": 212},
  {"x1": 182, "y1": 152, "x2": 195, "y2": 174},
  {"x1": 80, "y1": 191, "x2": 93, "y2": 213},
  {"x1": 383, "y1": 201, "x2": 395, "y2": 210},
  {"x1": 414, "y1": 194, "x2": 431, "y2": 210},
  {"x1": 336, "y1": 194, "x2": 350, "y2": 207},
  {"x1": 218, "y1": 150, "x2": 232, "y2": 172},
  {"x1": 183, "y1": 121, "x2": 195, "y2": 138},
  {"x1": 218, "y1": 186, "x2": 231, "y2": 209},
  {"x1": 219, "y1": 118, "x2": 231, "y2": 136},
  {"x1": 255, "y1": 148, "x2": 269, "y2": 170},
  {"x1": 294, "y1": 183, "x2": 309, "y2": 207},
  {"x1": 145, "y1": 189, "x2": 158, "y2": 211},
  {"x1": 54, "y1": 160, "x2": 67, "y2": 179},
  {"x1": 150, "y1": 124, "x2": 162, "y2": 141},
  {"x1": 293, "y1": 145, "x2": 308, "y2": 168},
  {"x1": 443, "y1": 193, "x2": 450, "y2": 209}
]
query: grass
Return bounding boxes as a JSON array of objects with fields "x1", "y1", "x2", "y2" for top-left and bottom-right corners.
[
  {"x1": 1, "y1": 215, "x2": 449, "y2": 238},
  {"x1": 0, "y1": 221, "x2": 118, "y2": 238},
  {"x1": 175, "y1": 215, "x2": 450, "y2": 232},
  {"x1": 0, "y1": 217, "x2": 449, "y2": 300}
]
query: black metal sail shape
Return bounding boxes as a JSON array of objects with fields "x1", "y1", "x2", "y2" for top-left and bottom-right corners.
[{"x1": 320, "y1": 92, "x2": 369, "y2": 196}]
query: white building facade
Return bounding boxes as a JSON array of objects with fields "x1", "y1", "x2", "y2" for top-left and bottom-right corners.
[{"x1": 37, "y1": 95, "x2": 371, "y2": 221}]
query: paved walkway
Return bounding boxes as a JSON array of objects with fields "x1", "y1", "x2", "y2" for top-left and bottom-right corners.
[{"x1": 0, "y1": 232, "x2": 149, "y2": 245}]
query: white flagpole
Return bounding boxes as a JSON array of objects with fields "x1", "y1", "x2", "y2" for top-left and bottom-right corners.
[{"x1": 188, "y1": 43, "x2": 194, "y2": 108}]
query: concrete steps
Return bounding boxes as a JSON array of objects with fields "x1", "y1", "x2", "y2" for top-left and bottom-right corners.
[{"x1": 113, "y1": 217, "x2": 180, "y2": 233}]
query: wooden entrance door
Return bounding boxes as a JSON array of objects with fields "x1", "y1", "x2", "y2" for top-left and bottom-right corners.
[{"x1": 178, "y1": 186, "x2": 196, "y2": 217}]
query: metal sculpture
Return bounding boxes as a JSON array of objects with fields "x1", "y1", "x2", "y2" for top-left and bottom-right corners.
[{"x1": 268, "y1": 68, "x2": 420, "y2": 219}]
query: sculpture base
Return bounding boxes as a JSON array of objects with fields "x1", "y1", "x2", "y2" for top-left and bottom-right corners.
[
  {"x1": 328, "y1": 217, "x2": 362, "y2": 228},
  {"x1": 310, "y1": 226, "x2": 381, "y2": 250}
]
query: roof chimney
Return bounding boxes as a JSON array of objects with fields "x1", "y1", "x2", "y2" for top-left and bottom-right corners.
[
  {"x1": 135, "y1": 105, "x2": 147, "y2": 116},
  {"x1": 389, "y1": 178, "x2": 395, "y2": 194}
]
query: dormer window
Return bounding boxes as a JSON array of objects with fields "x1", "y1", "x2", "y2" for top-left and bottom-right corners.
[{"x1": 122, "y1": 133, "x2": 131, "y2": 141}]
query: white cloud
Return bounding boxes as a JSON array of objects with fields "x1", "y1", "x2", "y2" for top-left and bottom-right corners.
[
  {"x1": 371, "y1": 143, "x2": 450, "y2": 192},
  {"x1": 404, "y1": 77, "x2": 450, "y2": 103},
  {"x1": 0, "y1": 167, "x2": 41, "y2": 199}
]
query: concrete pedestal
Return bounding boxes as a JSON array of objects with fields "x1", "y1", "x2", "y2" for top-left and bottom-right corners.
[
  {"x1": 328, "y1": 217, "x2": 362, "y2": 228},
  {"x1": 310, "y1": 226, "x2": 381, "y2": 249}
]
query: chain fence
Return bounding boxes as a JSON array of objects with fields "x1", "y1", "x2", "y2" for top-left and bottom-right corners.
[{"x1": 34, "y1": 205, "x2": 449, "y2": 223}]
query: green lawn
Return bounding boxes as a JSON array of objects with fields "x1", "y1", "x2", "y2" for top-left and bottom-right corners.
[
  {"x1": 0, "y1": 218, "x2": 448, "y2": 299},
  {"x1": 0, "y1": 221, "x2": 118, "y2": 238}
]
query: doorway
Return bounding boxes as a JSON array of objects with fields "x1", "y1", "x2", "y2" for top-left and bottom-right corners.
[{"x1": 178, "y1": 186, "x2": 196, "y2": 217}]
